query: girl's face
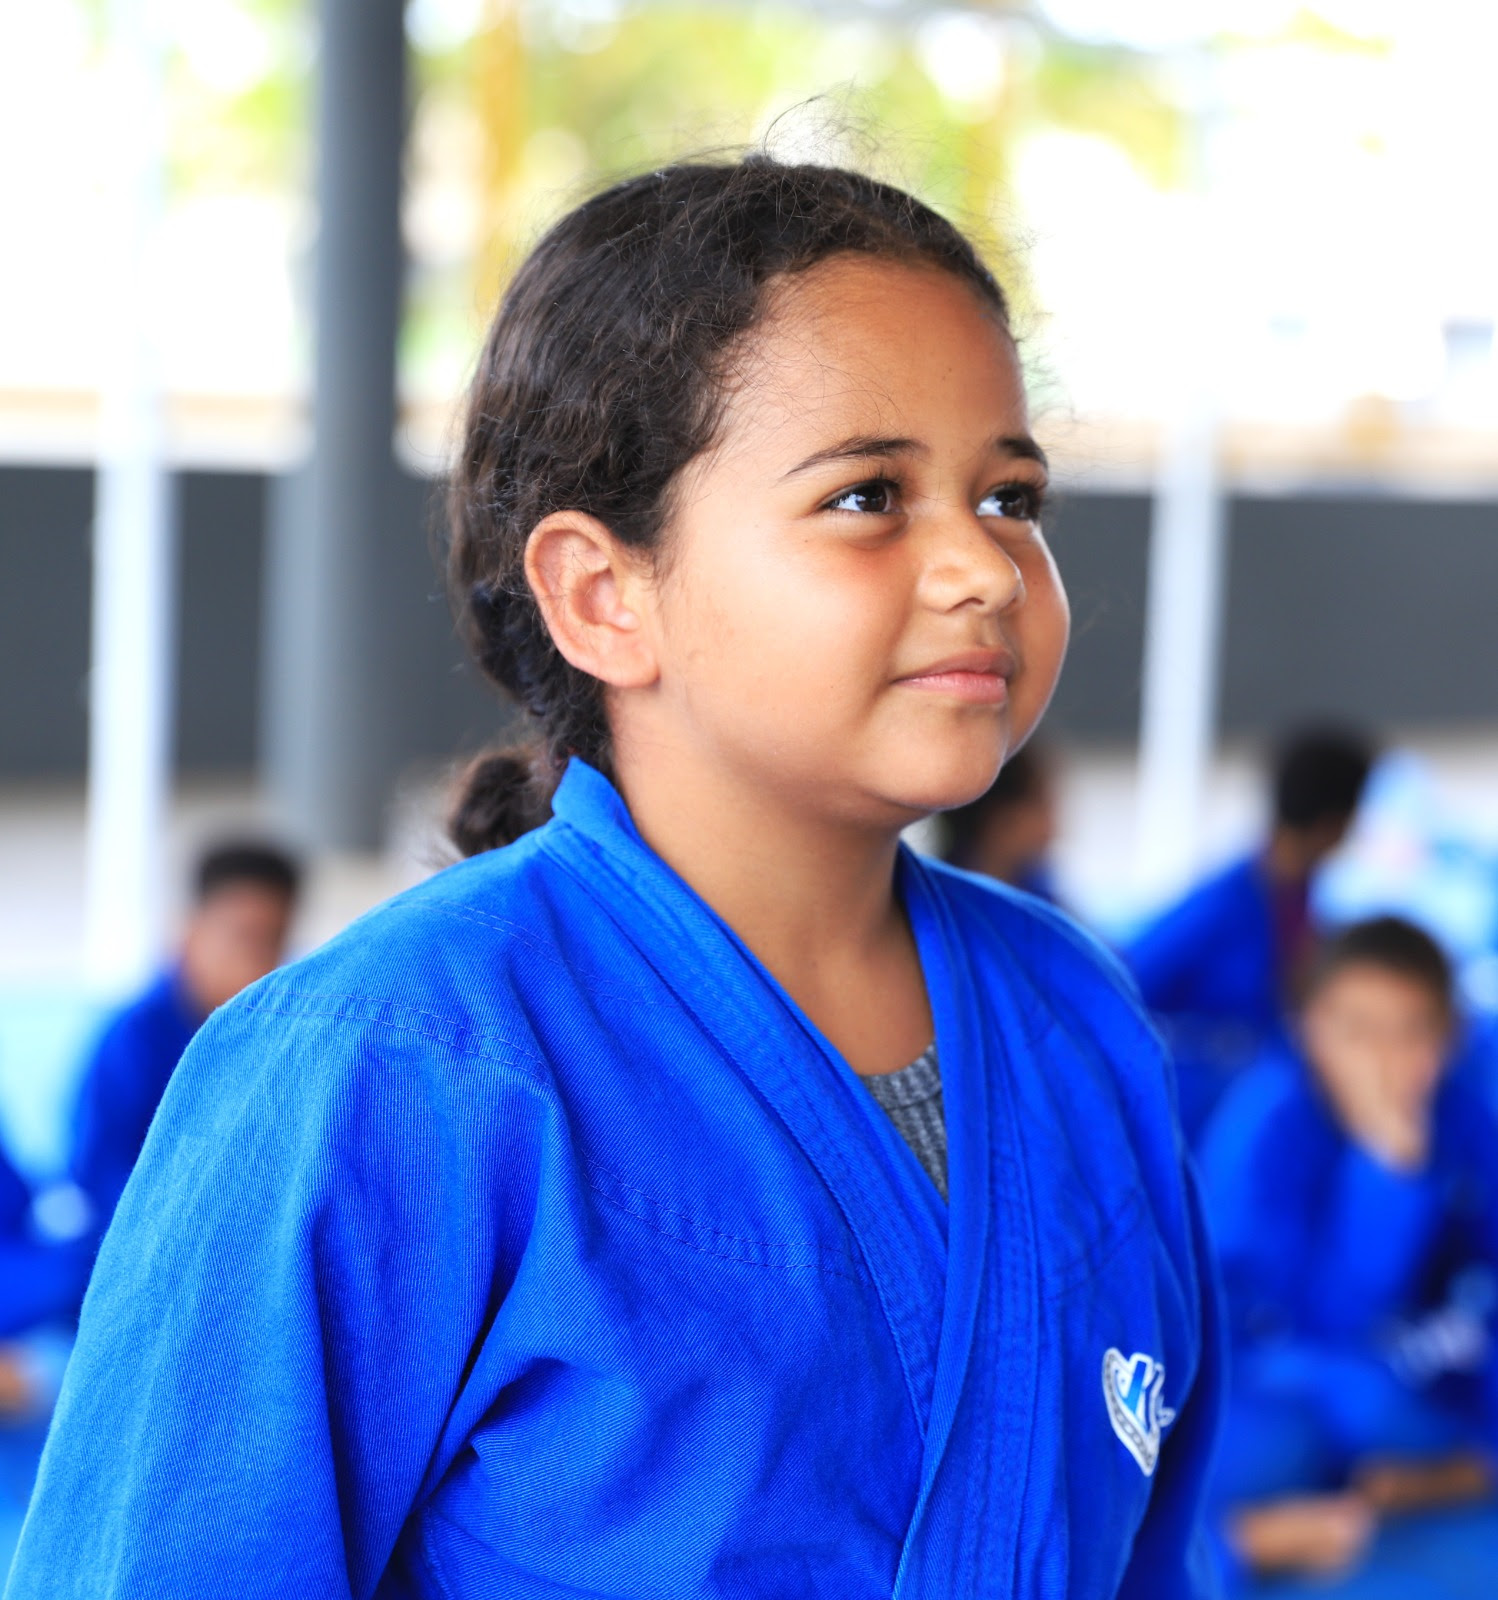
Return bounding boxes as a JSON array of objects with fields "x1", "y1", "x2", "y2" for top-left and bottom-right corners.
[{"x1": 631, "y1": 255, "x2": 1069, "y2": 829}]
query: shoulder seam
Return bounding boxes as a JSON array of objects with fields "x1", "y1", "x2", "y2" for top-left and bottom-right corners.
[
  {"x1": 378, "y1": 895, "x2": 665, "y2": 1000},
  {"x1": 239, "y1": 989, "x2": 552, "y2": 1089}
]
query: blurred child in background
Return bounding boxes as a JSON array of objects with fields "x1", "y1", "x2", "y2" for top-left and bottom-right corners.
[
  {"x1": 938, "y1": 739, "x2": 1059, "y2": 901},
  {"x1": 69, "y1": 840, "x2": 300, "y2": 1233},
  {"x1": 1127, "y1": 725, "x2": 1374, "y2": 1138},
  {"x1": 0, "y1": 847, "x2": 300, "y2": 1393},
  {"x1": 0, "y1": 1146, "x2": 91, "y2": 1342},
  {"x1": 1200, "y1": 916, "x2": 1498, "y2": 1588}
]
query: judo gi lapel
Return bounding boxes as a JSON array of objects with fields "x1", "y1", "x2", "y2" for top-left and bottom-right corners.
[
  {"x1": 543, "y1": 763, "x2": 950, "y2": 1431},
  {"x1": 891, "y1": 852, "x2": 1031, "y2": 1597}
]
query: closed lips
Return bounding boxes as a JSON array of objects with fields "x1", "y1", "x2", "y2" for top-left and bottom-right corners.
[{"x1": 894, "y1": 649, "x2": 1016, "y2": 700}]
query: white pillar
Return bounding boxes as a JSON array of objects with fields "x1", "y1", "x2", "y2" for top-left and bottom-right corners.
[
  {"x1": 1133, "y1": 42, "x2": 1228, "y2": 904},
  {"x1": 84, "y1": 0, "x2": 175, "y2": 992},
  {"x1": 1133, "y1": 403, "x2": 1226, "y2": 900}
]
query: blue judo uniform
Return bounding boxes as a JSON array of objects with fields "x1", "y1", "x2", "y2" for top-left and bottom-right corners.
[
  {"x1": 0, "y1": 1149, "x2": 90, "y2": 1338},
  {"x1": 8, "y1": 762, "x2": 1223, "y2": 1598},
  {"x1": 70, "y1": 966, "x2": 201, "y2": 1228},
  {"x1": 1125, "y1": 856, "x2": 1288, "y2": 1141},
  {"x1": 1127, "y1": 857, "x2": 1281, "y2": 1042},
  {"x1": 1199, "y1": 1053, "x2": 1498, "y2": 1512}
]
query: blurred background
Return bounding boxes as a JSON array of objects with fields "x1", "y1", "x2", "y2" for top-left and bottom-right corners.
[{"x1": 3, "y1": 0, "x2": 1498, "y2": 1585}]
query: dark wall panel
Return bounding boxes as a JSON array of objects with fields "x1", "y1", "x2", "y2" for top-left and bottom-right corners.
[
  {"x1": 1220, "y1": 498, "x2": 1498, "y2": 734},
  {"x1": 0, "y1": 467, "x2": 273, "y2": 778},
  {"x1": 176, "y1": 471, "x2": 266, "y2": 770},
  {"x1": 5, "y1": 463, "x2": 1498, "y2": 783},
  {"x1": 374, "y1": 469, "x2": 512, "y2": 773},
  {"x1": 0, "y1": 469, "x2": 93, "y2": 775},
  {"x1": 1042, "y1": 491, "x2": 1151, "y2": 740}
]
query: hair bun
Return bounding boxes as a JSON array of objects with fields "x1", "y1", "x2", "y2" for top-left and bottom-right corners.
[{"x1": 448, "y1": 746, "x2": 556, "y2": 856}]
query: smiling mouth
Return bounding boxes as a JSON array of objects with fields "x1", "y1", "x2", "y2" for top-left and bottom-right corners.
[
  {"x1": 894, "y1": 649, "x2": 1016, "y2": 704},
  {"x1": 896, "y1": 670, "x2": 1010, "y2": 705}
]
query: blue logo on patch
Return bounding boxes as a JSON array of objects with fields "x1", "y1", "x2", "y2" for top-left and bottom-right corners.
[{"x1": 1102, "y1": 1347, "x2": 1176, "y2": 1476}]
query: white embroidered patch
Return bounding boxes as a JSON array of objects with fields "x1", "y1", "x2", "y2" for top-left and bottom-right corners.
[{"x1": 1102, "y1": 1347, "x2": 1176, "y2": 1476}]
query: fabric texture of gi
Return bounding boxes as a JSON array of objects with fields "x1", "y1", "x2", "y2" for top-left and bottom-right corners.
[{"x1": 8, "y1": 761, "x2": 1223, "y2": 1600}]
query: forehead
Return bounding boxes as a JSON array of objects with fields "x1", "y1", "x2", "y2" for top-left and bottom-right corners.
[
  {"x1": 198, "y1": 881, "x2": 292, "y2": 918},
  {"x1": 1315, "y1": 961, "x2": 1442, "y2": 1014},
  {"x1": 717, "y1": 255, "x2": 1026, "y2": 457}
]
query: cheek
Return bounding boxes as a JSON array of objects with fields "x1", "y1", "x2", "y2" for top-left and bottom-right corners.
[
  {"x1": 1396, "y1": 1044, "x2": 1446, "y2": 1099},
  {"x1": 672, "y1": 533, "x2": 900, "y2": 704},
  {"x1": 1303, "y1": 1011, "x2": 1346, "y2": 1070},
  {"x1": 1011, "y1": 555, "x2": 1070, "y2": 726}
]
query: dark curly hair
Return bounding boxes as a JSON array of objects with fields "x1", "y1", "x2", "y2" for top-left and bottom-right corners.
[
  {"x1": 1272, "y1": 725, "x2": 1375, "y2": 831},
  {"x1": 447, "y1": 155, "x2": 1010, "y2": 854},
  {"x1": 1306, "y1": 915, "x2": 1454, "y2": 1017}
]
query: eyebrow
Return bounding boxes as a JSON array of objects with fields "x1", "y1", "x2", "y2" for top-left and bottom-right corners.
[{"x1": 782, "y1": 432, "x2": 1049, "y2": 479}]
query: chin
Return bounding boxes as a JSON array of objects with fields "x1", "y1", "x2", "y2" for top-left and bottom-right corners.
[{"x1": 880, "y1": 743, "x2": 1006, "y2": 817}]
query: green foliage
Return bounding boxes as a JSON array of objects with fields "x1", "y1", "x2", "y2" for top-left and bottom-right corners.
[
  {"x1": 135, "y1": 0, "x2": 1205, "y2": 397},
  {"x1": 1022, "y1": 36, "x2": 1184, "y2": 189},
  {"x1": 165, "y1": 0, "x2": 312, "y2": 194}
]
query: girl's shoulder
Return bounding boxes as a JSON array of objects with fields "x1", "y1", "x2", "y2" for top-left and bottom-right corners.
[{"x1": 208, "y1": 827, "x2": 596, "y2": 1093}]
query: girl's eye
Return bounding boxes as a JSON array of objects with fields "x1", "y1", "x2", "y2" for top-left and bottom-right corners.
[
  {"x1": 978, "y1": 483, "x2": 1045, "y2": 521},
  {"x1": 823, "y1": 479, "x2": 899, "y2": 516}
]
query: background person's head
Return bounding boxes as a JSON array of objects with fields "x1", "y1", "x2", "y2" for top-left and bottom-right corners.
[
  {"x1": 939, "y1": 742, "x2": 1057, "y2": 887},
  {"x1": 446, "y1": 156, "x2": 1068, "y2": 855},
  {"x1": 1301, "y1": 916, "x2": 1455, "y2": 1144},
  {"x1": 1268, "y1": 725, "x2": 1376, "y2": 880},
  {"x1": 179, "y1": 842, "x2": 302, "y2": 1014}
]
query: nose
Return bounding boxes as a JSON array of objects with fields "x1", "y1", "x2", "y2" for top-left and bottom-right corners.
[{"x1": 915, "y1": 506, "x2": 1025, "y2": 616}]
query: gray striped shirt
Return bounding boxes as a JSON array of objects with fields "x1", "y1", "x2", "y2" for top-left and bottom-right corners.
[{"x1": 862, "y1": 1043, "x2": 947, "y2": 1202}]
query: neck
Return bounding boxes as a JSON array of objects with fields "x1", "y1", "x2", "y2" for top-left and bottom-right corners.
[
  {"x1": 974, "y1": 839, "x2": 1029, "y2": 888},
  {"x1": 606, "y1": 709, "x2": 938, "y2": 1076},
  {"x1": 1264, "y1": 826, "x2": 1315, "y2": 885},
  {"x1": 615, "y1": 752, "x2": 907, "y2": 977}
]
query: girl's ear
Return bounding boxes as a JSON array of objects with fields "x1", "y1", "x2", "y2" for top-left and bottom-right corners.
[{"x1": 524, "y1": 512, "x2": 660, "y2": 690}]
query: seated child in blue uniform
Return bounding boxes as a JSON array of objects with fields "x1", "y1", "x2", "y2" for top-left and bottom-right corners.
[
  {"x1": 11, "y1": 158, "x2": 1222, "y2": 1598},
  {"x1": 0, "y1": 1144, "x2": 91, "y2": 1343},
  {"x1": 1200, "y1": 916, "x2": 1498, "y2": 1587},
  {"x1": 69, "y1": 841, "x2": 300, "y2": 1232},
  {"x1": 937, "y1": 739, "x2": 1060, "y2": 902},
  {"x1": 1127, "y1": 726, "x2": 1374, "y2": 1138}
]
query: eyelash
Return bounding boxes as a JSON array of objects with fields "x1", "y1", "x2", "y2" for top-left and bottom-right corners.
[{"x1": 820, "y1": 476, "x2": 1047, "y2": 522}]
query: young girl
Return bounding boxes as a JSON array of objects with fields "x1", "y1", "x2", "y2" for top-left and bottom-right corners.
[{"x1": 10, "y1": 159, "x2": 1221, "y2": 1598}]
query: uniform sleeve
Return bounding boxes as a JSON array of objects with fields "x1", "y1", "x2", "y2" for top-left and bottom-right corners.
[
  {"x1": 69, "y1": 1010, "x2": 167, "y2": 1224},
  {"x1": 8, "y1": 989, "x2": 548, "y2": 1600},
  {"x1": 0, "y1": 1237, "x2": 93, "y2": 1338},
  {"x1": 0, "y1": 1146, "x2": 32, "y2": 1235},
  {"x1": 0, "y1": 1138, "x2": 92, "y2": 1336},
  {"x1": 1195, "y1": 1070, "x2": 1317, "y2": 1345},
  {"x1": 1300, "y1": 1149, "x2": 1440, "y2": 1340},
  {"x1": 1116, "y1": 1160, "x2": 1228, "y2": 1600},
  {"x1": 1200, "y1": 1064, "x2": 1445, "y2": 1348},
  {"x1": 1125, "y1": 886, "x2": 1226, "y2": 1017}
]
